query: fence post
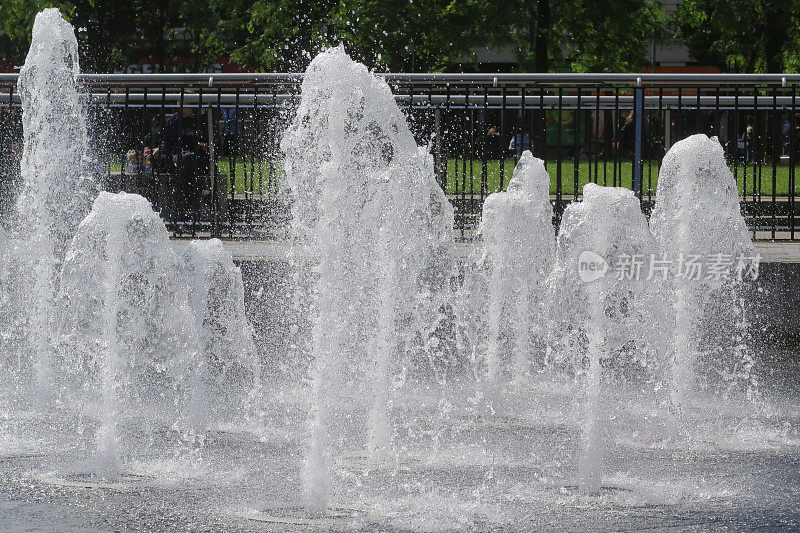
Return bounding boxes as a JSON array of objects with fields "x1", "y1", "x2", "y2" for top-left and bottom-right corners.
[
  {"x1": 434, "y1": 106, "x2": 444, "y2": 190},
  {"x1": 633, "y1": 81, "x2": 644, "y2": 200},
  {"x1": 207, "y1": 106, "x2": 217, "y2": 237}
]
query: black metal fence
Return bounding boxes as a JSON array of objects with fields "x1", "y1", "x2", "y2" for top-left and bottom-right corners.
[{"x1": 1, "y1": 72, "x2": 799, "y2": 241}]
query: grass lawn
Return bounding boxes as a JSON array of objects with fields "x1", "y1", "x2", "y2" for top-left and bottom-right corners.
[
  {"x1": 109, "y1": 157, "x2": 800, "y2": 197},
  {"x1": 444, "y1": 159, "x2": 799, "y2": 197},
  {"x1": 216, "y1": 158, "x2": 284, "y2": 194}
]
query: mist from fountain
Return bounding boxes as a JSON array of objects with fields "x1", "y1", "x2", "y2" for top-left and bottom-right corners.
[
  {"x1": 182, "y1": 238, "x2": 260, "y2": 420},
  {"x1": 12, "y1": 8, "x2": 98, "y2": 401},
  {"x1": 57, "y1": 192, "x2": 201, "y2": 469},
  {"x1": 281, "y1": 45, "x2": 454, "y2": 510},
  {"x1": 461, "y1": 151, "x2": 555, "y2": 407},
  {"x1": 94, "y1": 215, "x2": 124, "y2": 473},
  {"x1": 0, "y1": 225, "x2": 11, "y2": 376},
  {"x1": 650, "y1": 134, "x2": 757, "y2": 420},
  {"x1": 551, "y1": 184, "x2": 668, "y2": 492},
  {"x1": 3, "y1": 11, "x2": 798, "y2": 529}
]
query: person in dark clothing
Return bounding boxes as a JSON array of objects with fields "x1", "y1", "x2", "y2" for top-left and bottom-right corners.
[
  {"x1": 220, "y1": 107, "x2": 239, "y2": 158},
  {"x1": 476, "y1": 125, "x2": 501, "y2": 160},
  {"x1": 148, "y1": 115, "x2": 162, "y2": 148},
  {"x1": 643, "y1": 111, "x2": 664, "y2": 160},
  {"x1": 159, "y1": 105, "x2": 207, "y2": 159},
  {"x1": 155, "y1": 104, "x2": 210, "y2": 224},
  {"x1": 743, "y1": 115, "x2": 755, "y2": 163},
  {"x1": 617, "y1": 110, "x2": 636, "y2": 157}
]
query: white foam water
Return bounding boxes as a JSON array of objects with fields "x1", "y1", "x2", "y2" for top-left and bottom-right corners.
[
  {"x1": 2, "y1": 11, "x2": 797, "y2": 530},
  {"x1": 461, "y1": 151, "x2": 555, "y2": 406},
  {"x1": 57, "y1": 192, "x2": 200, "y2": 468},
  {"x1": 182, "y1": 238, "x2": 260, "y2": 417},
  {"x1": 0, "y1": 225, "x2": 12, "y2": 378},
  {"x1": 12, "y1": 8, "x2": 98, "y2": 400},
  {"x1": 551, "y1": 184, "x2": 668, "y2": 492},
  {"x1": 281, "y1": 45, "x2": 454, "y2": 509},
  {"x1": 650, "y1": 134, "x2": 757, "y2": 418}
]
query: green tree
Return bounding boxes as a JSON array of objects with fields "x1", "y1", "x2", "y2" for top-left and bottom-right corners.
[
  {"x1": 557, "y1": 0, "x2": 666, "y2": 72},
  {"x1": 476, "y1": 0, "x2": 666, "y2": 72},
  {"x1": 1, "y1": 0, "x2": 204, "y2": 72},
  {"x1": 474, "y1": 0, "x2": 554, "y2": 72},
  {"x1": 210, "y1": 0, "x2": 664, "y2": 73},
  {"x1": 187, "y1": 0, "x2": 254, "y2": 65},
  {"x1": 69, "y1": 0, "x2": 140, "y2": 72},
  {"x1": 325, "y1": 0, "x2": 478, "y2": 71},
  {"x1": 2, "y1": 0, "x2": 668, "y2": 74},
  {"x1": 671, "y1": 0, "x2": 799, "y2": 73},
  {"x1": 0, "y1": 0, "x2": 73, "y2": 67},
  {"x1": 226, "y1": 0, "x2": 339, "y2": 70},
  {"x1": 72, "y1": 0, "x2": 192, "y2": 72},
  {"x1": 202, "y1": 0, "x2": 477, "y2": 72}
]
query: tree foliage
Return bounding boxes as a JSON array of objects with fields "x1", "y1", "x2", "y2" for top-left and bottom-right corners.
[
  {"x1": 671, "y1": 0, "x2": 800, "y2": 73},
  {"x1": 472, "y1": 0, "x2": 666, "y2": 72},
  {"x1": 0, "y1": 0, "x2": 700, "y2": 74},
  {"x1": 557, "y1": 0, "x2": 667, "y2": 72},
  {"x1": 1, "y1": 0, "x2": 194, "y2": 71},
  {"x1": 0, "y1": 0, "x2": 73, "y2": 67},
  {"x1": 195, "y1": 0, "x2": 667, "y2": 72}
]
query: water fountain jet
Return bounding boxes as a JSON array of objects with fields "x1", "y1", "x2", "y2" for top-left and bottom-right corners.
[
  {"x1": 551, "y1": 184, "x2": 666, "y2": 492},
  {"x1": 13, "y1": 8, "x2": 97, "y2": 400},
  {"x1": 463, "y1": 151, "x2": 554, "y2": 407},
  {"x1": 282, "y1": 45, "x2": 454, "y2": 509},
  {"x1": 1, "y1": 10, "x2": 797, "y2": 527},
  {"x1": 182, "y1": 239, "x2": 260, "y2": 419},
  {"x1": 57, "y1": 192, "x2": 201, "y2": 470},
  {"x1": 650, "y1": 134, "x2": 757, "y2": 421}
]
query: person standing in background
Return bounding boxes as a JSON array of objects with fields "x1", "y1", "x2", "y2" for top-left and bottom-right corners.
[
  {"x1": 508, "y1": 115, "x2": 532, "y2": 160},
  {"x1": 744, "y1": 115, "x2": 755, "y2": 163}
]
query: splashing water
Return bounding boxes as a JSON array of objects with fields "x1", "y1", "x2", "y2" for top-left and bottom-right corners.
[
  {"x1": 282, "y1": 45, "x2": 454, "y2": 509},
  {"x1": 13, "y1": 8, "x2": 98, "y2": 400},
  {"x1": 552, "y1": 184, "x2": 668, "y2": 492},
  {"x1": 57, "y1": 192, "x2": 200, "y2": 467},
  {"x1": 93, "y1": 212, "x2": 124, "y2": 473},
  {"x1": 463, "y1": 151, "x2": 555, "y2": 406},
  {"x1": 3, "y1": 11, "x2": 799, "y2": 529},
  {"x1": 182, "y1": 238, "x2": 260, "y2": 417},
  {"x1": 650, "y1": 134, "x2": 757, "y2": 419},
  {"x1": 0, "y1": 225, "x2": 12, "y2": 375}
]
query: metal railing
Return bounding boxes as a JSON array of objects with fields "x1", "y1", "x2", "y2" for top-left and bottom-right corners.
[{"x1": 0, "y1": 72, "x2": 798, "y2": 240}]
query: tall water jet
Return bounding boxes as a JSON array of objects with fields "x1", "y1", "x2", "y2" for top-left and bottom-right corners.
[
  {"x1": 465, "y1": 151, "x2": 554, "y2": 402},
  {"x1": 183, "y1": 239, "x2": 260, "y2": 420},
  {"x1": 93, "y1": 218, "x2": 124, "y2": 472},
  {"x1": 281, "y1": 45, "x2": 453, "y2": 509},
  {"x1": 57, "y1": 192, "x2": 199, "y2": 468},
  {"x1": 550, "y1": 184, "x2": 666, "y2": 493},
  {"x1": 650, "y1": 134, "x2": 757, "y2": 417},
  {"x1": 366, "y1": 146, "x2": 454, "y2": 456},
  {"x1": 0, "y1": 224, "x2": 7, "y2": 285},
  {"x1": 0, "y1": 226, "x2": 26, "y2": 392},
  {"x1": 14, "y1": 8, "x2": 97, "y2": 398},
  {"x1": 0, "y1": 225, "x2": 10, "y2": 381}
]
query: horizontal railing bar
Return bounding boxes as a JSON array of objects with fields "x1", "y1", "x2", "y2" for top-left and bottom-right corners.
[
  {"x1": 0, "y1": 92, "x2": 797, "y2": 109},
  {"x1": 386, "y1": 73, "x2": 800, "y2": 85},
  {"x1": 2, "y1": 72, "x2": 800, "y2": 86}
]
